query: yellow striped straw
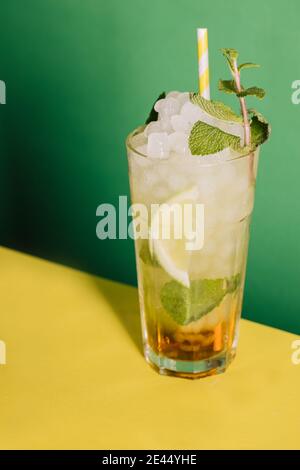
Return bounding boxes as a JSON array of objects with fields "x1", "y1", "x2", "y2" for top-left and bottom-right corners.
[{"x1": 197, "y1": 28, "x2": 210, "y2": 99}]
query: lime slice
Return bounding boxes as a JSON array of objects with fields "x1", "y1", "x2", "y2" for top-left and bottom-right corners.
[{"x1": 149, "y1": 186, "x2": 199, "y2": 287}]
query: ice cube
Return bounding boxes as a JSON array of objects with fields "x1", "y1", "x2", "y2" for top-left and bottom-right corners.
[
  {"x1": 171, "y1": 114, "x2": 191, "y2": 133},
  {"x1": 168, "y1": 132, "x2": 190, "y2": 156},
  {"x1": 180, "y1": 101, "x2": 202, "y2": 124},
  {"x1": 166, "y1": 91, "x2": 180, "y2": 99},
  {"x1": 144, "y1": 121, "x2": 162, "y2": 136},
  {"x1": 157, "y1": 97, "x2": 180, "y2": 119},
  {"x1": 154, "y1": 98, "x2": 165, "y2": 113},
  {"x1": 178, "y1": 92, "x2": 190, "y2": 107},
  {"x1": 159, "y1": 117, "x2": 173, "y2": 133},
  {"x1": 147, "y1": 132, "x2": 170, "y2": 159}
]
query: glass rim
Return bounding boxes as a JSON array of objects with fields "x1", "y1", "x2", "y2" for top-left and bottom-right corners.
[{"x1": 126, "y1": 125, "x2": 259, "y2": 167}]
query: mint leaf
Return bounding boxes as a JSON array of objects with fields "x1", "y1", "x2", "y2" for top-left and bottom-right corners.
[
  {"x1": 189, "y1": 94, "x2": 244, "y2": 150},
  {"x1": 160, "y1": 279, "x2": 226, "y2": 325},
  {"x1": 237, "y1": 87, "x2": 266, "y2": 99},
  {"x1": 160, "y1": 275, "x2": 241, "y2": 326},
  {"x1": 160, "y1": 281, "x2": 191, "y2": 325},
  {"x1": 189, "y1": 279, "x2": 227, "y2": 320},
  {"x1": 218, "y1": 79, "x2": 237, "y2": 94},
  {"x1": 238, "y1": 63, "x2": 260, "y2": 71},
  {"x1": 190, "y1": 93, "x2": 242, "y2": 123},
  {"x1": 221, "y1": 48, "x2": 239, "y2": 71},
  {"x1": 189, "y1": 120, "x2": 241, "y2": 156},
  {"x1": 249, "y1": 109, "x2": 271, "y2": 147},
  {"x1": 145, "y1": 91, "x2": 166, "y2": 124}
]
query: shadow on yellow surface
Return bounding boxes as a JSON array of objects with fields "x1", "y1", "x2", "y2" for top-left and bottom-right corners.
[{"x1": 93, "y1": 277, "x2": 143, "y2": 355}]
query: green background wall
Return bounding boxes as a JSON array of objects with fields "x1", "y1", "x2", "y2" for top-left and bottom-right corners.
[{"x1": 0, "y1": 0, "x2": 299, "y2": 333}]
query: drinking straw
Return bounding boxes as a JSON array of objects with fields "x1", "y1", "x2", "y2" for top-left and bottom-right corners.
[{"x1": 197, "y1": 28, "x2": 210, "y2": 99}]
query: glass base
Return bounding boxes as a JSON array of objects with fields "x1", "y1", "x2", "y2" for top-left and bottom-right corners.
[{"x1": 145, "y1": 346, "x2": 235, "y2": 380}]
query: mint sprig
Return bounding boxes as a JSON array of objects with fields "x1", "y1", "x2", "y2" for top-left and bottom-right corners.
[{"x1": 219, "y1": 48, "x2": 269, "y2": 148}]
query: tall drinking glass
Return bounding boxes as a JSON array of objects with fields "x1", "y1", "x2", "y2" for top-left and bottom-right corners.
[{"x1": 127, "y1": 127, "x2": 259, "y2": 379}]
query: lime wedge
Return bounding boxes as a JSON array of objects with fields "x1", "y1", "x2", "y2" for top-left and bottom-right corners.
[{"x1": 149, "y1": 186, "x2": 199, "y2": 287}]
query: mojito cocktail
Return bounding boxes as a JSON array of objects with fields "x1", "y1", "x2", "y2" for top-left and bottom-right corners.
[{"x1": 126, "y1": 49, "x2": 269, "y2": 378}]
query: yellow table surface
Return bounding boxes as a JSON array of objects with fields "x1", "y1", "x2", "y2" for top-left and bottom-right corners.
[{"x1": 0, "y1": 247, "x2": 299, "y2": 450}]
